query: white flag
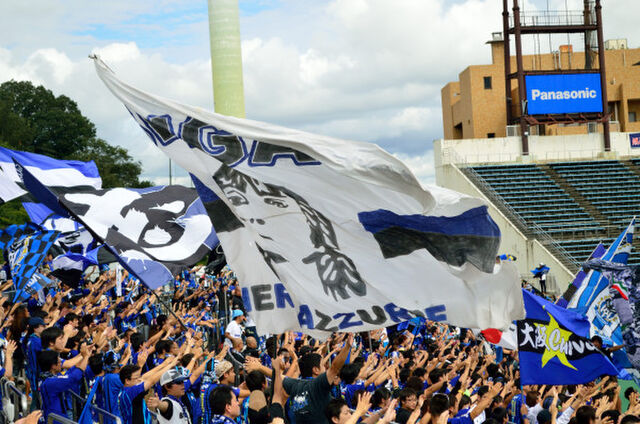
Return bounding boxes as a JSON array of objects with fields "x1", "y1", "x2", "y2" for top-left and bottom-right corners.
[{"x1": 93, "y1": 57, "x2": 524, "y2": 337}]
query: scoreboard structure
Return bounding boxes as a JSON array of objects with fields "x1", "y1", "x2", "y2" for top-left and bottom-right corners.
[{"x1": 502, "y1": 0, "x2": 611, "y2": 155}]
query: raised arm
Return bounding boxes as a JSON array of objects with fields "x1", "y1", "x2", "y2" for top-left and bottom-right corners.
[{"x1": 327, "y1": 333, "x2": 353, "y2": 382}]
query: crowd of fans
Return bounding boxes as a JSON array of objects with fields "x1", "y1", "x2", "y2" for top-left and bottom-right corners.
[{"x1": 0, "y1": 260, "x2": 638, "y2": 424}]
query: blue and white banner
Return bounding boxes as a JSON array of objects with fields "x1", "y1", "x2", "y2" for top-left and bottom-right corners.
[
  {"x1": 557, "y1": 242, "x2": 606, "y2": 308},
  {"x1": 0, "y1": 146, "x2": 101, "y2": 204},
  {"x1": 93, "y1": 56, "x2": 524, "y2": 337},
  {"x1": 567, "y1": 219, "x2": 635, "y2": 345},
  {"x1": 8, "y1": 230, "x2": 60, "y2": 302},
  {"x1": 525, "y1": 73, "x2": 603, "y2": 115}
]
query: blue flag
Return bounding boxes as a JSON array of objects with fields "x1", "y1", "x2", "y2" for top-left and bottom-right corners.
[
  {"x1": 517, "y1": 289, "x2": 618, "y2": 385},
  {"x1": 15, "y1": 158, "x2": 217, "y2": 290},
  {"x1": 557, "y1": 243, "x2": 606, "y2": 308},
  {"x1": 566, "y1": 218, "x2": 635, "y2": 345},
  {"x1": 0, "y1": 223, "x2": 40, "y2": 252},
  {"x1": 78, "y1": 376, "x2": 102, "y2": 424},
  {"x1": 8, "y1": 231, "x2": 60, "y2": 302}
]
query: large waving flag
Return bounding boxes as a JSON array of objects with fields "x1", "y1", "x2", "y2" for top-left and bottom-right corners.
[
  {"x1": 93, "y1": 56, "x2": 524, "y2": 337},
  {"x1": 8, "y1": 230, "x2": 60, "y2": 301},
  {"x1": 566, "y1": 219, "x2": 635, "y2": 345},
  {"x1": 16, "y1": 160, "x2": 217, "y2": 290},
  {"x1": 0, "y1": 146, "x2": 101, "y2": 204},
  {"x1": 518, "y1": 289, "x2": 618, "y2": 385}
]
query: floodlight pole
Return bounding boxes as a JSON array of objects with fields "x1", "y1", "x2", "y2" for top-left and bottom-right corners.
[
  {"x1": 513, "y1": 0, "x2": 529, "y2": 156},
  {"x1": 595, "y1": 0, "x2": 610, "y2": 152}
]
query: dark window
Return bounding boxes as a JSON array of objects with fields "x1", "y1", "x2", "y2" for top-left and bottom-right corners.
[
  {"x1": 630, "y1": 112, "x2": 637, "y2": 123},
  {"x1": 487, "y1": 133, "x2": 496, "y2": 138},
  {"x1": 484, "y1": 76, "x2": 492, "y2": 89}
]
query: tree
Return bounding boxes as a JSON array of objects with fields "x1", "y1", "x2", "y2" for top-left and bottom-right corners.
[
  {"x1": 0, "y1": 80, "x2": 95, "y2": 158},
  {"x1": 70, "y1": 138, "x2": 152, "y2": 189},
  {"x1": 0, "y1": 80, "x2": 153, "y2": 226}
]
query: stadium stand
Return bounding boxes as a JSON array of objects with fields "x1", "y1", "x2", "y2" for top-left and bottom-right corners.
[{"x1": 466, "y1": 160, "x2": 640, "y2": 267}]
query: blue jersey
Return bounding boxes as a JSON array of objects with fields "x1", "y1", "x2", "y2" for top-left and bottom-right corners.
[
  {"x1": 118, "y1": 383, "x2": 151, "y2": 424},
  {"x1": 26, "y1": 334, "x2": 42, "y2": 388},
  {"x1": 40, "y1": 367, "x2": 84, "y2": 420}
]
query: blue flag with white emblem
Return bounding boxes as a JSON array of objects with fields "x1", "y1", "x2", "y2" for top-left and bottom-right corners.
[
  {"x1": 8, "y1": 231, "x2": 60, "y2": 302},
  {"x1": 518, "y1": 289, "x2": 618, "y2": 385}
]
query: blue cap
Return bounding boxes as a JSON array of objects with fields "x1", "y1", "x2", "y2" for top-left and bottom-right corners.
[
  {"x1": 231, "y1": 309, "x2": 244, "y2": 319},
  {"x1": 28, "y1": 317, "x2": 45, "y2": 327}
]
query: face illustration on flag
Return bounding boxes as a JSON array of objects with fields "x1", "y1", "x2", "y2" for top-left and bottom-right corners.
[
  {"x1": 209, "y1": 164, "x2": 366, "y2": 300},
  {"x1": 93, "y1": 56, "x2": 524, "y2": 337}
]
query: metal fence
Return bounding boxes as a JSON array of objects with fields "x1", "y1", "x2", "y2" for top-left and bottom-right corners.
[
  {"x1": 47, "y1": 413, "x2": 78, "y2": 424},
  {"x1": 0, "y1": 377, "x2": 29, "y2": 423}
]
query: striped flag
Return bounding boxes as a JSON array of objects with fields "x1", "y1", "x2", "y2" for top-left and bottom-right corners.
[{"x1": 0, "y1": 146, "x2": 102, "y2": 204}]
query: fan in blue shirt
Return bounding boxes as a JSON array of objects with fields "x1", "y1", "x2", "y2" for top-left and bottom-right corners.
[
  {"x1": 38, "y1": 345, "x2": 91, "y2": 421},
  {"x1": 117, "y1": 355, "x2": 179, "y2": 424}
]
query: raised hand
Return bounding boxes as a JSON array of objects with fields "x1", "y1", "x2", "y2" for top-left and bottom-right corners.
[{"x1": 354, "y1": 391, "x2": 372, "y2": 416}]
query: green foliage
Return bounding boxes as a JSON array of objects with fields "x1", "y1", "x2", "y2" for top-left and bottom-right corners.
[
  {"x1": 0, "y1": 201, "x2": 29, "y2": 228},
  {"x1": 70, "y1": 138, "x2": 153, "y2": 189},
  {"x1": 0, "y1": 79, "x2": 154, "y2": 226},
  {"x1": 0, "y1": 80, "x2": 96, "y2": 158}
]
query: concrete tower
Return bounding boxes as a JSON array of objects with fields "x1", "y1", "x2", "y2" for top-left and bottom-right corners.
[{"x1": 208, "y1": 0, "x2": 246, "y2": 118}]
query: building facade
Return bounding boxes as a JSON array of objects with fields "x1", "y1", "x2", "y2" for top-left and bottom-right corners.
[{"x1": 441, "y1": 34, "x2": 640, "y2": 140}]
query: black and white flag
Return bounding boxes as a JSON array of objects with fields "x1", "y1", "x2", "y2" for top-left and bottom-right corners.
[
  {"x1": 94, "y1": 56, "x2": 524, "y2": 336},
  {"x1": 17, "y1": 159, "x2": 218, "y2": 290}
]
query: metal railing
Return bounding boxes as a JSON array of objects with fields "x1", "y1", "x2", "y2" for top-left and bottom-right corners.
[
  {"x1": 459, "y1": 165, "x2": 581, "y2": 272},
  {"x1": 47, "y1": 413, "x2": 78, "y2": 424},
  {"x1": 0, "y1": 378, "x2": 29, "y2": 423},
  {"x1": 86, "y1": 403, "x2": 123, "y2": 424},
  {"x1": 441, "y1": 147, "x2": 610, "y2": 167},
  {"x1": 510, "y1": 9, "x2": 594, "y2": 27}
]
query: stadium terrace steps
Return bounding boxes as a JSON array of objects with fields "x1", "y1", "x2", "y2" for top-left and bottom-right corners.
[
  {"x1": 465, "y1": 160, "x2": 640, "y2": 270},
  {"x1": 539, "y1": 163, "x2": 611, "y2": 226}
]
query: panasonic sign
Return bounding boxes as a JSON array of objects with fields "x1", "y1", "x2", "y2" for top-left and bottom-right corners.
[{"x1": 525, "y1": 73, "x2": 603, "y2": 115}]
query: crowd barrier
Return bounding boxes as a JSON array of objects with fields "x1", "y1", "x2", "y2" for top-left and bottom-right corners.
[
  {"x1": 86, "y1": 403, "x2": 123, "y2": 424},
  {"x1": 0, "y1": 377, "x2": 29, "y2": 423},
  {"x1": 47, "y1": 413, "x2": 78, "y2": 424}
]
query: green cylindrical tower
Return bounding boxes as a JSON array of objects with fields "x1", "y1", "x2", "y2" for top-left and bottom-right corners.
[{"x1": 208, "y1": 0, "x2": 246, "y2": 118}]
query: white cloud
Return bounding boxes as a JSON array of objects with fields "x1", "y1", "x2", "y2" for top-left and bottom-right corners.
[
  {"x1": 0, "y1": 0, "x2": 638, "y2": 186},
  {"x1": 394, "y1": 150, "x2": 436, "y2": 186}
]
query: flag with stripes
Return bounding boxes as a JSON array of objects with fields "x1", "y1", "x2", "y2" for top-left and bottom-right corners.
[
  {"x1": 566, "y1": 218, "x2": 635, "y2": 345},
  {"x1": 8, "y1": 230, "x2": 60, "y2": 301},
  {"x1": 93, "y1": 56, "x2": 524, "y2": 337},
  {"x1": 0, "y1": 146, "x2": 102, "y2": 204}
]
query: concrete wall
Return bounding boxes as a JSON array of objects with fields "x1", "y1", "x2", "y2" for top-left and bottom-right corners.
[
  {"x1": 436, "y1": 131, "x2": 640, "y2": 166},
  {"x1": 433, "y1": 157, "x2": 574, "y2": 293}
]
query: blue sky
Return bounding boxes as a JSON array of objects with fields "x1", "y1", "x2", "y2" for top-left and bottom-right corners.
[{"x1": 0, "y1": 0, "x2": 638, "y2": 186}]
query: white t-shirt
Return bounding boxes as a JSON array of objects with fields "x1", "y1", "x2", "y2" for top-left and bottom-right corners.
[{"x1": 225, "y1": 320, "x2": 244, "y2": 348}]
